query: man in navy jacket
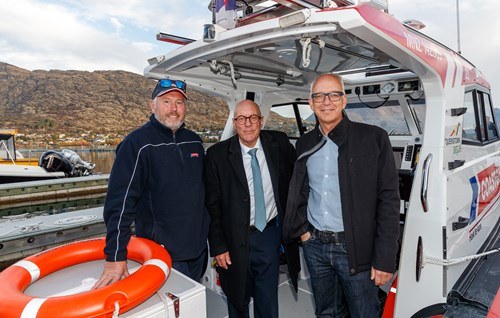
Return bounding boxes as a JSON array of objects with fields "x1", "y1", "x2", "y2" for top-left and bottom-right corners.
[{"x1": 93, "y1": 79, "x2": 209, "y2": 288}]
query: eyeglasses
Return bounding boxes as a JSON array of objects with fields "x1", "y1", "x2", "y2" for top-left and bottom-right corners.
[
  {"x1": 311, "y1": 91, "x2": 344, "y2": 103},
  {"x1": 233, "y1": 115, "x2": 262, "y2": 125}
]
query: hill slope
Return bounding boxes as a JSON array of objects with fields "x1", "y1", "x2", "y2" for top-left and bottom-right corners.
[{"x1": 0, "y1": 62, "x2": 228, "y2": 139}]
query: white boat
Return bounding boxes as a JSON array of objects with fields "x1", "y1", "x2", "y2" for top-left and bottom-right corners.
[
  {"x1": 0, "y1": 207, "x2": 107, "y2": 267},
  {"x1": 145, "y1": 0, "x2": 500, "y2": 317},
  {"x1": 0, "y1": 129, "x2": 96, "y2": 184}
]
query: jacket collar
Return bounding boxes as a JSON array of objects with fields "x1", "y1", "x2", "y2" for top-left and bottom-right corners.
[{"x1": 325, "y1": 115, "x2": 351, "y2": 148}]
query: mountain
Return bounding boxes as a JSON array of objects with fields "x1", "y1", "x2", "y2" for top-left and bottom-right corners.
[{"x1": 0, "y1": 62, "x2": 228, "y2": 143}]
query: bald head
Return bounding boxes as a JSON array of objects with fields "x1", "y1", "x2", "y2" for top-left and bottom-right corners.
[
  {"x1": 234, "y1": 100, "x2": 262, "y2": 117},
  {"x1": 233, "y1": 100, "x2": 263, "y2": 148}
]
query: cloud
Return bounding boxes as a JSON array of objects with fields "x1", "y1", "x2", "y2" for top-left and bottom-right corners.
[
  {"x1": 0, "y1": 0, "x2": 498, "y2": 100},
  {"x1": 0, "y1": 0, "x2": 210, "y2": 74},
  {"x1": 110, "y1": 17, "x2": 124, "y2": 33}
]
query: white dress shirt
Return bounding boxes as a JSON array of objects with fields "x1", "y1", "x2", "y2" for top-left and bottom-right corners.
[{"x1": 240, "y1": 138, "x2": 278, "y2": 226}]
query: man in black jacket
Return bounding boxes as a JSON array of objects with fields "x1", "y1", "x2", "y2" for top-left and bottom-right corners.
[
  {"x1": 205, "y1": 100, "x2": 299, "y2": 318},
  {"x1": 93, "y1": 79, "x2": 209, "y2": 289},
  {"x1": 283, "y1": 74, "x2": 400, "y2": 317}
]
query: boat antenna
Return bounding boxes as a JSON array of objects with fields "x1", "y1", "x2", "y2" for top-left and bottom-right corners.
[
  {"x1": 211, "y1": 0, "x2": 216, "y2": 24},
  {"x1": 456, "y1": 0, "x2": 461, "y2": 54}
]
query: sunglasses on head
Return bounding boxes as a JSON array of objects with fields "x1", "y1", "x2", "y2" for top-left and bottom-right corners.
[{"x1": 158, "y1": 79, "x2": 186, "y2": 92}]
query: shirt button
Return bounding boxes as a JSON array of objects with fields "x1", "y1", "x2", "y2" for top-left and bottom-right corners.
[
  {"x1": 326, "y1": 156, "x2": 329, "y2": 160},
  {"x1": 325, "y1": 175, "x2": 328, "y2": 178},
  {"x1": 324, "y1": 192, "x2": 327, "y2": 195},
  {"x1": 350, "y1": 268, "x2": 355, "y2": 274}
]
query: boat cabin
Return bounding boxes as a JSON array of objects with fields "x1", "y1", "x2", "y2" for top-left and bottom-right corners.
[{"x1": 0, "y1": 129, "x2": 38, "y2": 166}]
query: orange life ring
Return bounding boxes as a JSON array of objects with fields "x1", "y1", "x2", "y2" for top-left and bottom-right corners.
[{"x1": 0, "y1": 236, "x2": 172, "y2": 318}]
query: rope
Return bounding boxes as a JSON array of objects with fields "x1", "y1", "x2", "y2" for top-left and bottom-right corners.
[
  {"x1": 424, "y1": 248, "x2": 500, "y2": 266},
  {"x1": 300, "y1": 37, "x2": 312, "y2": 68},
  {"x1": 112, "y1": 301, "x2": 120, "y2": 318},
  {"x1": 158, "y1": 291, "x2": 170, "y2": 318},
  {"x1": 222, "y1": 60, "x2": 238, "y2": 88},
  {"x1": 208, "y1": 59, "x2": 238, "y2": 88}
]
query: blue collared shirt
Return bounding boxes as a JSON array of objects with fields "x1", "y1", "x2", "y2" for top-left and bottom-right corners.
[{"x1": 306, "y1": 136, "x2": 344, "y2": 232}]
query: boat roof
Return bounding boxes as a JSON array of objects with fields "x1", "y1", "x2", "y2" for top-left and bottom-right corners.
[
  {"x1": 0, "y1": 129, "x2": 17, "y2": 139},
  {"x1": 145, "y1": 2, "x2": 489, "y2": 101}
]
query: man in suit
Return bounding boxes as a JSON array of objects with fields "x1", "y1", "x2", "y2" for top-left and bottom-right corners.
[{"x1": 204, "y1": 100, "x2": 299, "y2": 318}]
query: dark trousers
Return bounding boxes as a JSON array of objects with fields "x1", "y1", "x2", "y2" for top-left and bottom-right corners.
[
  {"x1": 172, "y1": 246, "x2": 208, "y2": 282},
  {"x1": 227, "y1": 223, "x2": 280, "y2": 318}
]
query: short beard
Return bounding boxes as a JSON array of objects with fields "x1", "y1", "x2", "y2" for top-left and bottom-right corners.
[{"x1": 155, "y1": 113, "x2": 183, "y2": 132}]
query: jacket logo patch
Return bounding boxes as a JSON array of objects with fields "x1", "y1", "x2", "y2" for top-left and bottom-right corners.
[{"x1": 190, "y1": 153, "x2": 199, "y2": 158}]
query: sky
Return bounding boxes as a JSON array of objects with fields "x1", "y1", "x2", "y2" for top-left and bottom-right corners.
[{"x1": 0, "y1": 0, "x2": 499, "y2": 103}]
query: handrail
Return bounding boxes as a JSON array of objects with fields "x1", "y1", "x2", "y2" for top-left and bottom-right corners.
[{"x1": 420, "y1": 153, "x2": 432, "y2": 212}]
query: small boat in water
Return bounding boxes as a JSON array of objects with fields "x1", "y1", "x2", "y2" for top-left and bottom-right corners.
[{"x1": 0, "y1": 129, "x2": 96, "y2": 184}]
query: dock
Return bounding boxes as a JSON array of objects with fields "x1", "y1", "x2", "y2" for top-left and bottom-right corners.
[{"x1": 0, "y1": 174, "x2": 109, "y2": 216}]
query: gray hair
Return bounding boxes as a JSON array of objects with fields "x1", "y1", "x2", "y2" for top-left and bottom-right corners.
[{"x1": 309, "y1": 73, "x2": 345, "y2": 95}]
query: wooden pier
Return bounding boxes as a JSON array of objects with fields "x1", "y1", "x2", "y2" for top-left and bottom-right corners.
[{"x1": 0, "y1": 174, "x2": 109, "y2": 216}]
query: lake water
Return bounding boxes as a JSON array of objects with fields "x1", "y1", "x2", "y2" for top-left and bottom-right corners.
[
  {"x1": 20, "y1": 143, "x2": 215, "y2": 175},
  {"x1": 19, "y1": 148, "x2": 116, "y2": 174}
]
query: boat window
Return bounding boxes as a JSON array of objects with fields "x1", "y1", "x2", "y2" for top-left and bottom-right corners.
[
  {"x1": 0, "y1": 134, "x2": 16, "y2": 160},
  {"x1": 266, "y1": 103, "x2": 315, "y2": 138},
  {"x1": 410, "y1": 101, "x2": 426, "y2": 132},
  {"x1": 476, "y1": 91, "x2": 486, "y2": 141},
  {"x1": 462, "y1": 91, "x2": 480, "y2": 143},
  {"x1": 345, "y1": 101, "x2": 410, "y2": 135},
  {"x1": 480, "y1": 91, "x2": 498, "y2": 141},
  {"x1": 462, "y1": 89, "x2": 498, "y2": 144}
]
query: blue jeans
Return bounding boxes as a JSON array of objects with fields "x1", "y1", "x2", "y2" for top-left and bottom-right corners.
[
  {"x1": 172, "y1": 247, "x2": 208, "y2": 282},
  {"x1": 302, "y1": 235, "x2": 380, "y2": 318}
]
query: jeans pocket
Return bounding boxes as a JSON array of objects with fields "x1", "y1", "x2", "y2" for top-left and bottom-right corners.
[{"x1": 301, "y1": 234, "x2": 316, "y2": 245}]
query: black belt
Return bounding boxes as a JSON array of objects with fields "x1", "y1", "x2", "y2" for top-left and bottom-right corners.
[
  {"x1": 310, "y1": 226, "x2": 345, "y2": 244},
  {"x1": 250, "y1": 217, "x2": 277, "y2": 232}
]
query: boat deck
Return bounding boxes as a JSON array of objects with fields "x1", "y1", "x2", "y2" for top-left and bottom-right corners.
[{"x1": 205, "y1": 265, "x2": 315, "y2": 318}]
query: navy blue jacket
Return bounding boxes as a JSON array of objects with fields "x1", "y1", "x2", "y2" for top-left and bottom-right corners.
[{"x1": 104, "y1": 115, "x2": 209, "y2": 262}]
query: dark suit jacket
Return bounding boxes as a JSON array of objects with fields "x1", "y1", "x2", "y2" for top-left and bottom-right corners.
[{"x1": 204, "y1": 130, "x2": 299, "y2": 311}]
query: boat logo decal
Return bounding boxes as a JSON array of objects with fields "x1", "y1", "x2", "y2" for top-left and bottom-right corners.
[
  {"x1": 403, "y1": 31, "x2": 443, "y2": 62},
  {"x1": 468, "y1": 164, "x2": 499, "y2": 241}
]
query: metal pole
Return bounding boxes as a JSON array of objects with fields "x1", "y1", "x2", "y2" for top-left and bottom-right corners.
[
  {"x1": 212, "y1": 0, "x2": 216, "y2": 24},
  {"x1": 456, "y1": 0, "x2": 461, "y2": 54}
]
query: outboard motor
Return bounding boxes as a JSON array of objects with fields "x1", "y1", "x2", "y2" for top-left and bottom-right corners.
[{"x1": 39, "y1": 149, "x2": 95, "y2": 177}]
